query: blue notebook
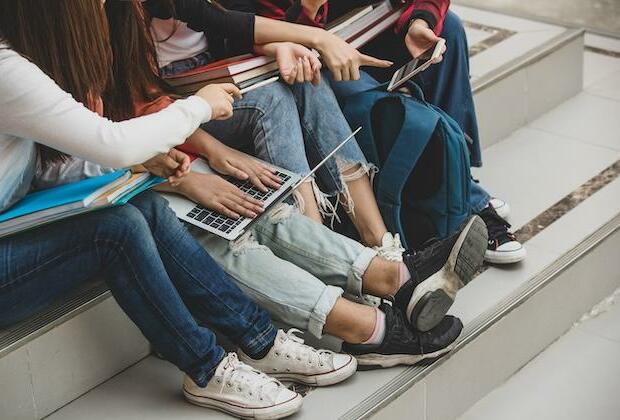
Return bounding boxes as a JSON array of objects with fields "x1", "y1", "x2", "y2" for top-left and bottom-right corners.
[{"x1": 0, "y1": 171, "x2": 164, "y2": 237}]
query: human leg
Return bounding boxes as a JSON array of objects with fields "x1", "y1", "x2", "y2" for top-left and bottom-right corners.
[
  {"x1": 414, "y1": 11, "x2": 482, "y2": 166},
  {"x1": 0, "y1": 205, "x2": 225, "y2": 386},
  {"x1": 252, "y1": 204, "x2": 487, "y2": 331},
  {"x1": 128, "y1": 191, "x2": 278, "y2": 357},
  {"x1": 202, "y1": 82, "x2": 324, "y2": 222},
  {"x1": 289, "y1": 80, "x2": 395, "y2": 248}
]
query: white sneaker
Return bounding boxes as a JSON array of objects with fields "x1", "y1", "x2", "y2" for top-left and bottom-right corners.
[
  {"x1": 374, "y1": 232, "x2": 405, "y2": 262},
  {"x1": 489, "y1": 197, "x2": 510, "y2": 220},
  {"x1": 183, "y1": 353, "x2": 302, "y2": 420},
  {"x1": 239, "y1": 329, "x2": 357, "y2": 387}
]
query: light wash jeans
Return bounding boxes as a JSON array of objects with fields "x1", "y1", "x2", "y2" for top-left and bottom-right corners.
[
  {"x1": 201, "y1": 80, "x2": 373, "y2": 199},
  {"x1": 190, "y1": 203, "x2": 377, "y2": 339}
]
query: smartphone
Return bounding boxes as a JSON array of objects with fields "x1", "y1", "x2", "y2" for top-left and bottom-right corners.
[{"x1": 387, "y1": 38, "x2": 446, "y2": 92}]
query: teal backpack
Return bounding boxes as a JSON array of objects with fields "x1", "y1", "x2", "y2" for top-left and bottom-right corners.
[{"x1": 342, "y1": 81, "x2": 472, "y2": 249}]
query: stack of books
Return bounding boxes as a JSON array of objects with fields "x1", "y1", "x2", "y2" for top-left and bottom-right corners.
[
  {"x1": 0, "y1": 171, "x2": 163, "y2": 238},
  {"x1": 165, "y1": 0, "x2": 403, "y2": 95}
]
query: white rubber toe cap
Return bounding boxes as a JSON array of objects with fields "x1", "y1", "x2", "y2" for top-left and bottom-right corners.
[{"x1": 485, "y1": 241, "x2": 527, "y2": 264}]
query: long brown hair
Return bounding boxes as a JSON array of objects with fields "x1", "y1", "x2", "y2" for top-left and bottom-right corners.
[
  {"x1": 0, "y1": 0, "x2": 113, "y2": 167},
  {"x1": 103, "y1": 0, "x2": 173, "y2": 122}
]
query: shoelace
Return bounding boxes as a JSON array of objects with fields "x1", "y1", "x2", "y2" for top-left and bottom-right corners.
[
  {"x1": 480, "y1": 207, "x2": 515, "y2": 243},
  {"x1": 276, "y1": 329, "x2": 332, "y2": 368},
  {"x1": 376, "y1": 233, "x2": 405, "y2": 261},
  {"x1": 217, "y1": 353, "x2": 282, "y2": 402}
]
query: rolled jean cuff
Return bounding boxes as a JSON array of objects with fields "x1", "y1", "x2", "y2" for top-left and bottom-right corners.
[
  {"x1": 239, "y1": 323, "x2": 278, "y2": 359},
  {"x1": 347, "y1": 247, "x2": 377, "y2": 299},
  {"x1": 470, "y1": 186, "x2": 491, "y2": 213},
  {"x1": 308, "y1": 285, "x2": 344, "y2": 338},
  {"x1": 189, "y1": 346, "x2": 226, "y2": 387}
]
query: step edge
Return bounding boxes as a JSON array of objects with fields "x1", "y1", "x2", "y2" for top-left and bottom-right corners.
[
  {"x1": 472, "y1": 28, "x2": 584, "y2": 94},
  {"x1": 340, "y1": 210, "x2": 620, "y2": 420},
  {"x1": 453, "y1": 3, "x2": 619, "y2": 40},
  {"x1": 0, "y1": 284, "x2": 111, "y2": 358}
]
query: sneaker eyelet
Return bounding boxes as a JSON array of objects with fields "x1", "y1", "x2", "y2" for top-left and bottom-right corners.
[{"x1": 285, "y1": 354, "x2": 290, "y2": 359}]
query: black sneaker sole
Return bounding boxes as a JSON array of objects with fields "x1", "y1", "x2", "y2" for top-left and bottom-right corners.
[
  {"x1": 406, "y1": 216, "x2": 488, "y2": 332},
  {"x1": 353, "y1": 345, "x2": 454, "y2": 369}
]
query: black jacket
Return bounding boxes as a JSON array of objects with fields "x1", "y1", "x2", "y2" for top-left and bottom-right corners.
[{"x1": 144, "y1": 0, "x2": 256, "y2": 59}]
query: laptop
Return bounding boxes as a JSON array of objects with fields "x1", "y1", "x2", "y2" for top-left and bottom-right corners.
[{"x1": 162, "y1": 127, "x2": 362, "y2": 241}]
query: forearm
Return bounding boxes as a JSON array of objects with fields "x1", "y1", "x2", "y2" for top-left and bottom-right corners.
[
  {"x1": 181, "y1": 128, "x2": 219, "y2": 157},
  {"x1": 254, "y1": 16, "x2": 326, "y2": 49}
]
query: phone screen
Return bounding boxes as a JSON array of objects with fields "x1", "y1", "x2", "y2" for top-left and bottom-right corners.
[{"x1": 387, "y1": 39, "x2": 445, "y2": 92}]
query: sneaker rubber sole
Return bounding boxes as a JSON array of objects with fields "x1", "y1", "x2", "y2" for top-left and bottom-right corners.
[
  {"x1": 406, "y1": 215, "x2": 488, "y2": 332},
  {"x1": 353, "y1": 345, "x2": 454, "y2": 368},
  {"x1": 183, "y1": 388, "x2": 302, "y2": 420},
  {"x1": 485, "y1": 246, "x2": 527, "y2": 264},
  {"x1": 268, "y1": 355, "x2": 358, "y2": 386}
]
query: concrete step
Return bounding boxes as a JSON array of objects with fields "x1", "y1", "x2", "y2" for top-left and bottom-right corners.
[
  {"x1": 454, "y1": 4, "x2": 585, "y2": 148},
  {"x1": 0, "y1": 8, "x2": 614, "y2": 420},
  {"x1": 457, "y1": 288, "x2": 620, "y2": 420}
]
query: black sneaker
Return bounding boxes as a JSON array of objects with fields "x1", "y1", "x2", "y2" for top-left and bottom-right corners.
[
  {"x1": 478, "y1": 206, "x2": 526, "y2": 264},
  {"x1": 342, "y1": 303, "x2": 463, "y2": 368},
  {"x1": 394, "y1": 216, "x2": 487, "y2": 332}
]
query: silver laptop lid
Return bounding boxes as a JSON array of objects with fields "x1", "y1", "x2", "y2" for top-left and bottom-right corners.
[{"x1": 296, "y1": 126, "x2": 362, "y2": 186}]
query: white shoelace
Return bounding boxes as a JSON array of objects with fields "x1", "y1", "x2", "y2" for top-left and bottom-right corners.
[
  {"x1": 275, "y1": 329, "x2": 332, "y2": 368},
  {"x1": 216, "y1": 353, "x2": 283, "y2": 403},
  {"x1": 375, "y1": 233, "x2": 405, "y2": 261}
]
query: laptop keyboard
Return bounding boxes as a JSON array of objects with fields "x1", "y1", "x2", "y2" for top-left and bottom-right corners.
[{"x1": 185, "y1": 170, "x2": 292, "y2": 235}]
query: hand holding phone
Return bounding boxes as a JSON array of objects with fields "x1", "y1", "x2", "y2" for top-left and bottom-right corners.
[{"x1": 387, "y1": 39, "x2": 446, "y2": 92}]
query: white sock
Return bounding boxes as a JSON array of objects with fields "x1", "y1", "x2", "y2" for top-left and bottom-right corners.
[
  {"x1": 362, "y1": 308, "x2": 386, "y2": 345},
  {"x1": 398, "y1": 262, "x2": 411, "y2": 289}
]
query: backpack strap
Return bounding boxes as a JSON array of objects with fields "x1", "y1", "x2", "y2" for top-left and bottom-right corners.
[{"x1": 342, "y1": 82, "x2": 441, "y2": 240}]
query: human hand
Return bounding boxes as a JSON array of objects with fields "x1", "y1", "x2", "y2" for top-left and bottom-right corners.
[
  {"x1": 257, "y1": 42, "x2": 322, "y2": 85},
  {"x1": 405, "y1": 19, "x2": 446, "y2": 61},
  {"x1": 195, "y1": 83, "x2": 242, "y2": 120},
  {"x1": 177, "y1": 173, "x2": 265, "y2": 219},
  {"x1": 315, "y1": 32, "x2": 393, "y2": 81},
  {"x1": 204, "y1": 139, "x2": 282, "y2": 192},
  {"x1": 141, "y1": 149, "x2": 190, "y2": 186}
]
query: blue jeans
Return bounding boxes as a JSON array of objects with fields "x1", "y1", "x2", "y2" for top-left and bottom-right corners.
[
  {"x1": 201, "y1": 80, "x2": 373, "y2": 198},
  {"x1": 160, "y1": 52, "x2": 212, "y2": 78},
  {"x1": 0, "y1": 191, "x2": 276, "y2": 386}
]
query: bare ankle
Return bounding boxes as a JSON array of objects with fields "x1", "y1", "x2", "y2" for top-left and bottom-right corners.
[{"x1": 362, "y1": 258, "x2": 401, "y2": 297}]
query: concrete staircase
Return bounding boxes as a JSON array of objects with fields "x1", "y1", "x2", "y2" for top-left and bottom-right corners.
[{"x1": 1, "y1": 5, "x2": 619, "y2": 420}]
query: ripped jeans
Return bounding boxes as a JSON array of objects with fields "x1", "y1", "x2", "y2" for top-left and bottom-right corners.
[
  {"x1": 201, "y1": 80, "x2": 374, "y2": 217},
  {"x1": 190, "y1": 203, "x2": 377, "y2": 339}
]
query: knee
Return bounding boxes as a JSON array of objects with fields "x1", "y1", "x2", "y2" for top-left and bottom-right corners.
[
  {"x1": 251, "y1": 82, "x2": 296, "y2": 116},
  {"x1": 127, "y1": 191, "x2": 178, "y2": 230},
  {"x1": 440, "y1": 11, "x2": 466, "y2": 43},
  {"x1": 94, "y1": 205, "x2": 152, "y2": 248}
]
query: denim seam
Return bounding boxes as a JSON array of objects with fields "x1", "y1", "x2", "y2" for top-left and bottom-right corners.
[
  {"x1": 0, "y1": 244, "x2": 88, "y2": 290},
  {"x1": 307, "y1": 285, "x2": 343, "y2": 338},
  {"x1": 347, "y1": 247, "x2": 377, "y2": 298},
  {"x1": 95, "y1": 238, "x2": 209, "y2": 361},
  {"x1": 153, "y1": 236, "x2": 262, "y2": 344}
]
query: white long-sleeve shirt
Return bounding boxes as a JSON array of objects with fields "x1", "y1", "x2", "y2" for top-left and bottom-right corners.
[{"x1": 0, "y1": 44, "x2": 212, "y2": 211}]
